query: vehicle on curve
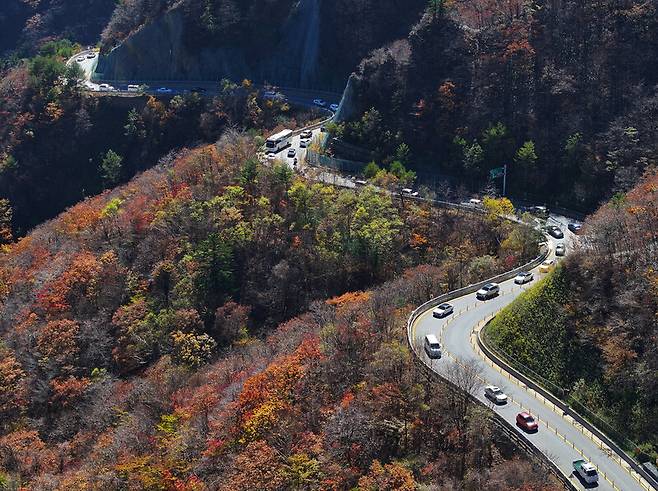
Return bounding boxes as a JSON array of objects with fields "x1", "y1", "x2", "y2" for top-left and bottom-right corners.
[
  {"x1": 127, "y1": 84, "x2": 140, "y2": 92},
  {"x1": 476, "y1": 283, "x2": 499, "y2": 300},
  {"x1": 329, "y1": 103, "x2": 339, "y2": 112},
  {"x1": 568, "y1": 222, "x2": 582, "y2": 234},
  {"x1": 484, "y1": 385, "x2": 508, "y2": 404},
  {"x1": 287, "y1": 148, "x2": 297, "y2": 158},
  {"x1": 514, "y1": 271, "x2": 534, "y2": 284},
  {"x1": 547, "y1": 226, "x2": 564, "y2": 239},
  {"x1": 468, "y1": 198, "x2": 483, "y2": 207},
  {"x1": 555, "y1": 243, "x2": 566, "y2": 256},
  {"x1": 156, "y1": 87, "x2": 173, "y2": 94},
  {"x1": 402, "y1": 188, "x2": 419, "y2": 197},
  {"x1": 86, "y1": 52, "x2": 96, "y2": 59},
  {"x1": 516, "y1": 411, "x2": 538, "y2": 432},
  {"x1": 432, "y1": 303, "x2": 453, "y2": 318},
  {"x1": 300, "y1": 129, "x2": 313, "y2": 139},
  {"x1": 190, "y1": 87, "x2": 207, "y2": 93},
  {"x1": 266, "y1": 129, "x2": 293, "y2": 153},
  {"x1": 313, "y1": 99, "x2": 327, "y2": 107},
  {"x1": 572, "y1": 459, "x2": 599, "y2": 485},
  {"x1": 528, "y1": 205, "x2": 549, "y2": 219},
  {"x1": 539, "y1": 259, "x2": 555, "y2": 273},
  {"x1": 300, "y1": 139, "x2": 311, "y2": 148},
  {"x1": 76, "y1": 56, "x2": 85, "y2": 63},
  {"x1": 423, "y1": 334, "x2": 442, "y2": 359},
  {"x1": 355, "y1": 179, "x2": 368, "y2": 186}
]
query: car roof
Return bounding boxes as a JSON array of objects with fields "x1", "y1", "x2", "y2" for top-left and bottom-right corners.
[
  {"x1": 425, "y1": 334, "x2": 439, "y2": 344},
  {"x1": 486, "y1": 385, "x2": 499, "y2": 391},
  {"x1": 518, "y1": 411, "x2": 531, "y2": 417},
  {"x1": 437, "y1": 303, "x2": 451, "y2": 308}
]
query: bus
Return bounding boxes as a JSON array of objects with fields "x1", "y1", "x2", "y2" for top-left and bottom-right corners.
[{"x1": 266, "y1": 129, "x2": 293, "y2": 153}]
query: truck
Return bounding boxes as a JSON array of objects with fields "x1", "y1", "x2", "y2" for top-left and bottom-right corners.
[{"x1": 573, "y1": 459, "x2": 599, "y2": 485}]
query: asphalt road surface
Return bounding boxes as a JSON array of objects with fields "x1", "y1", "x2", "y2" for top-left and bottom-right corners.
[{"x1": 411, "y1": 221, "x2": 650, "y2": 491}]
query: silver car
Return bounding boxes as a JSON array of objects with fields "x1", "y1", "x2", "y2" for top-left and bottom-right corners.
[
  {"x1": 514, "y1": 272, "x2": 533, "y2": 284},
  {"x1": 432, "y1": 303, "x2": 454, "y2": 318},
  {"x1": 485, "y1": 385, "x2": 508, "y2": 404},
  {"x1": 555, "y1": 243, "x2": 566, "y2": 256}
]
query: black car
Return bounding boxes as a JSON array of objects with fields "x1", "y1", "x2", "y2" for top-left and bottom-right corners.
[
  {"x1": 568, "y1": 222, "x2": 582, "y2": 234},
  {"x1": 548, "y1": 226, "x2": 564, "y2": 239}
]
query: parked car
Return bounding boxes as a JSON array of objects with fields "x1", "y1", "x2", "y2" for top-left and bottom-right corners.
[
  {"x1": 432, "y1": 303, "x2": 454, "y2": 318},
  {"x1": 555, "y1": 244, "x2": 566, "y2": 256},
  {"x1": 539, "y1": 259, "x2": 555, "y2": 273},
  {"x1": 329, "y1": 103, "x2": 339, "y2": 112},
  {"x1": 572, "y1": 459, "x2": 599, "y2": 485},
  {"x1": 313, "y1": 99, "x2": 326, "y2": 107},
  {"x1": 423, "y1": 334, "x2": 441, "y2": 359},
  {"x1": 476, "y1": 283, "x2": 500, "y2": 300},
  {"x1": 300, "y1": 139, "x2": 311, "y2": 148},
  {"x1": 484, "y1": 385, "x2": 508, "y2": 404},
  {"x1": 287, "y1": 148, "x2": 296, "y2": 158},
  {"x1": 514, "y1": 272, "x2": 534, "y2": 285},
  {"x1": 547, "y1": 226, "x2": 564, "y2": 239},
  {"x1": 156, "y1": 87, "x2": 173, "y2": 94},
  {"x1": 568, "y1": 222, "x2": 582, "y2": 234},
  {"x1": 300, "y1": 130, "x2": 313, "y2": 139},
  {"x1": 516, "y1": 411, "x2": 538, "y2": 432}
]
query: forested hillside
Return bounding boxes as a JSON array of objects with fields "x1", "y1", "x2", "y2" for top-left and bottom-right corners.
[
  {"x1": 338, "y1": 1, "x2": 658, "y2": 211},
  {"x1": 487, "y1": 170, "x2": 658, "y2": 462},
  {"x1": 0, "y1": 40, "x2": 316, "y2": 236},
  {"x1": 0, "y1": 133, "x2": 549, "y2": 488},
  {"x1": 0, "y1": 0, "x2": 115, "y2": 57}
]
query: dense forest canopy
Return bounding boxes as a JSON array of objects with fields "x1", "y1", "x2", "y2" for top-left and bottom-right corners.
[
  {"x1": 338, "y1": 0, "x2": 658, "y2": 211},
  {"x1": 0, "y1": 135, "x2": 545, "y2": 488}
]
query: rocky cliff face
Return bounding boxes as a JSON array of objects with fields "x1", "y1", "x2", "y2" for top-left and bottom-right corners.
[
  {"x1": 95, "y1": 0, "x2": 427, "y2": 92},
  {"x1": 95, "y1": 0, "x2": 337, "y2": 90}
]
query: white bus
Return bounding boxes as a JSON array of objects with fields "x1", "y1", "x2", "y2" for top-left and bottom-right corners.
[{"x1": 266, "y1": 129, "x2": 293, "y2": 153}]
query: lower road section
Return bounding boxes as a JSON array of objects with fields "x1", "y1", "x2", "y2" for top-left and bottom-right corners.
[{"x1": 411, "y1": 229, "x2": 650, "y2": 491}]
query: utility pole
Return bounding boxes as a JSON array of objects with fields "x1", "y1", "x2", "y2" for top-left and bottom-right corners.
[{"x1": 503, "y1": 164, "x2": 507, "y2": 196}]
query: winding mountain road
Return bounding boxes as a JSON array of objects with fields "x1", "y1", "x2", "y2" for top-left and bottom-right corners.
[
  {"x1": 410, "y1": 218, "x2": 652, "y2": 491},
  {"x1": 67, "y1": 44, "x2": 655, "y2": 491}
]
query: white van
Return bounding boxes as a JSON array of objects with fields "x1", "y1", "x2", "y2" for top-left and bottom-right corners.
[
  {"x1": 424, "y1": 334, "x2": 441, "y2": 359},
  {"x1": 127, "y1": 84, "x2": 140, "y2": 92}
]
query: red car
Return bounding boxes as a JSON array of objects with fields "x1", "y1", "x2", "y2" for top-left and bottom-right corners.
[{"x1": 516, "y1": 411, "x2": 539, "y2": 432}]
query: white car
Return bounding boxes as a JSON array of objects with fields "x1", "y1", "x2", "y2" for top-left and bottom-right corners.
[
  {"x1": 313, "y1": 99, "x2": 326, "y2": 107},
  {"x1": 300, "y1": 139, "x2": 311, "y2": 148},
  {"x1": 300, "y1": 130, "x2": 312, "y2": 139},
  {"x1": 329, "y1": 103, "x2": 339, "y2": 112},
  {"x1": 555, "y1": 243, "x2": 566, "y2": 256},
  {"x1": 402, "y1": 188, "x2": 419, "y2": 197},
  {"x1": 514, "y1": 271, "x2": 533, "y2": 284},
  {"x1": 485, "y1": 385, "x2": 508, "y2": 404},
  {"x1": 98, "y1": 83, "x2": 111, "y2": 92},
  {"x1": 156, "y1": 87, "x2": 173, "y2": 94},
  {"x1": 476, "y1": 282, "x2": 500, "y2": 300},
  {"x1": 432, "y1": 303, "x2": 453, "y2": 318},
  {"x1": 76, "y1": 56, "x2": 85, "y2": 63},
  {"x1": 86, "y1": 53, "x2": 96, "y2": 59}
]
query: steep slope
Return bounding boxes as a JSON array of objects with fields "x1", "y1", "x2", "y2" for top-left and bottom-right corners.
[
  {"x1": 0, "y1": 135, "x2": 549, "y2": 489},
  {"x1": 0, "y1": 0, "x2": 116, "y2": 56},
  {"x1": 338, "y1": 1, "x2": 658, "y2": 211},
  {"x1": 95, "y1": 0, "x2": 427, "y2": 91}
]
